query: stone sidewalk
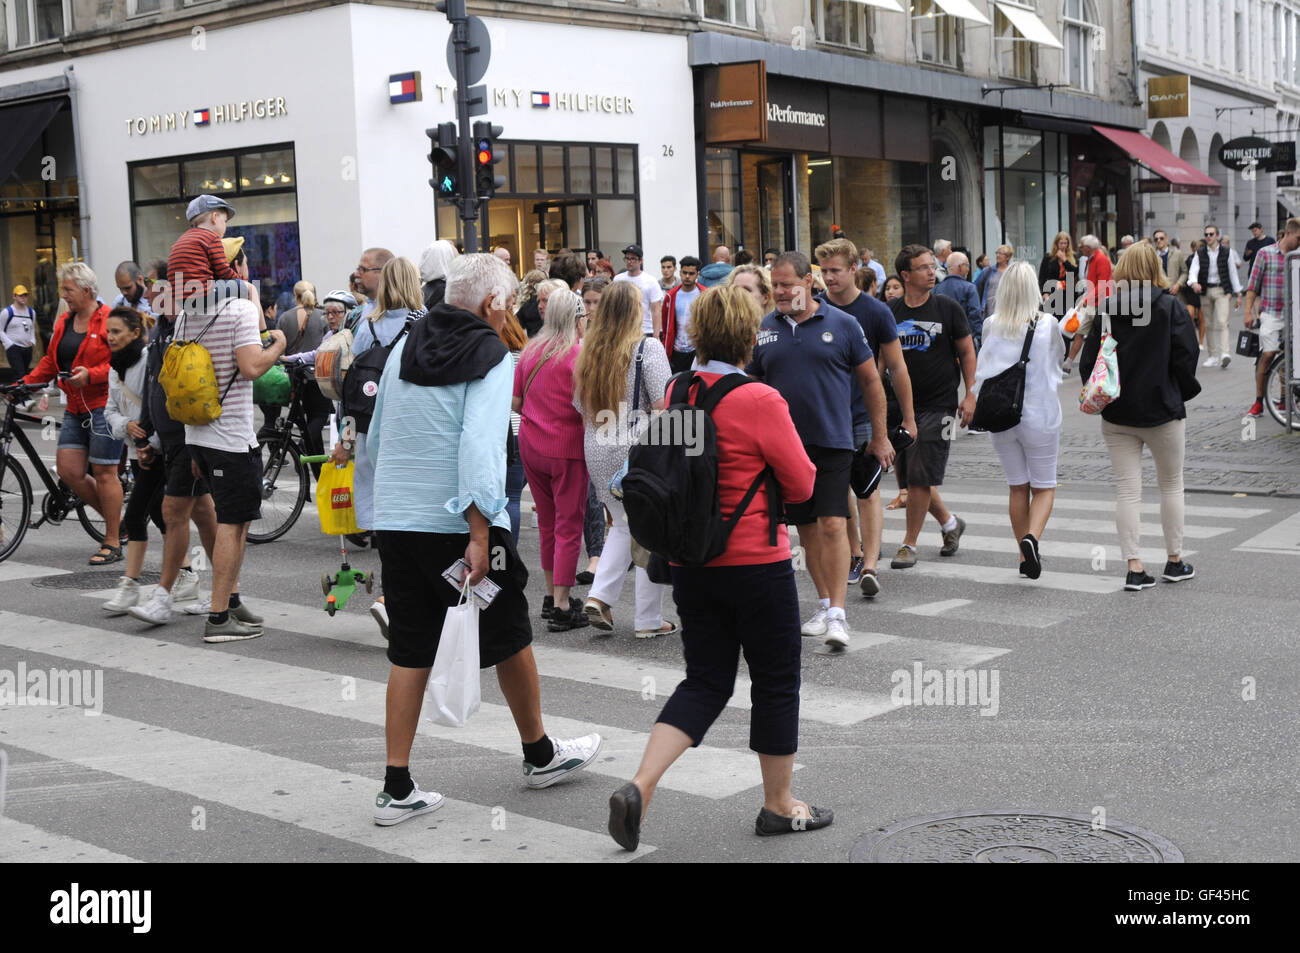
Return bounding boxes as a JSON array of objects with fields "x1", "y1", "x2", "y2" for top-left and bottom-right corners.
[{"x1": 946, "y1": 340, "x2": 1300, "y2": 496}]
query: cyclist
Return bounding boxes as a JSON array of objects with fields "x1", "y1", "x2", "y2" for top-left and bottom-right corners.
[
  {"x1": 1244, "y1": 217, "x2": 1300, "y2": 418},
  {"x1": 20, "y1": 262, "x2": 124, "y2": 565}
]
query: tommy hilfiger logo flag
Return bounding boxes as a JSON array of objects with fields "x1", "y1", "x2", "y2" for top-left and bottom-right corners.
[
  {"x1": 531, "y1": 91, "x2": 551, "y2": 108},
  {"x1": 193, "y1": 109, "x2": 211, "y2": 126},
  {"x1": 389, "y1": 72, "x2": 422, "y2": 104}
]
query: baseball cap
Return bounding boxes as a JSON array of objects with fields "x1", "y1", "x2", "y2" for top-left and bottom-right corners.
[
  {"x1": 186, "y1": 194, "x2": 236, "y2": 223},
  {"x1": 221, "y1": 236, "x2": 245, "y2": 263},
  {"x1": 13, "y1": 284, "x2": 29, "y2": 296},
  {"x1": 621, "y1": 244, "x2": 644, "y2": 259}
]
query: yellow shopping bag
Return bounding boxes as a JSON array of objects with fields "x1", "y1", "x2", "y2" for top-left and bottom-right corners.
[{"x1": 315, "y1": 462, "x2": 360, "y2": 536}]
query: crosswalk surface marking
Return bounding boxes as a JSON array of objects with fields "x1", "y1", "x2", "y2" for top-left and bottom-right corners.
[
  {"x1": 900, "y1": 599, "x2": 973, "y2": 617},
  {"x1": 1233, "y1": 511, "x2": 1300, "y2": 556},
  {"x1": 904, "y1": 560, "x2": 1118, "y2": 593},
  {"x1": 881, "y1": 509, "x2": 1231, "y2": 540},
  {"x1": 0, "y1": 816, "x2": 142, "y2": 863},
  {"x1": 876, "y1": 533, "x2": 1192, "y2": 566},
  {"x1": 0, "y1": 561, "x2": 69, "y2": 583},
  {"x1": 1, "y1": 706, "x2": 648, "y2": 863},
  {"x1": 928, "y1": 490, "x2": 1269, "y2": 520},
  {"x1": 0, "y1": 612, "x2": 772, "y2": 799}
]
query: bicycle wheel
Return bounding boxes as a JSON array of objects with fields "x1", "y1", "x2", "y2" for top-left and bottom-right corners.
[
  {"x1": 1263, "y1": 357, "x2": 1300, "y2": 431},
  {"x1": 247, "y1": 437, "x2": 308, "y2": 543},
  {"x1": 0, "y1": 455, "x2": 33, "y2": 563},
  {"x1": 77, "y1": 465, "x2": 133, "y2": 544}
]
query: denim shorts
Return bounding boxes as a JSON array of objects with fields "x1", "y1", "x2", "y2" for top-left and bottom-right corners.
[{"x1": 57, "y1": 407, "x2": 125, "y2": 466}]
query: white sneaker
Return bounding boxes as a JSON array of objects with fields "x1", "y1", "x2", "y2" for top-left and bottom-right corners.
[
  {"x1": 180, "y1": 596, "x2": 212, "y2": 616},
  {"x1": 102, "y1": 576, "x2": 140, "y2": 615},
  {"x1": 128, "y1": 586, "x2": 173, "y2": 625},
  {"x1": 1202, "y1": 356, "x2": 1219, "y2": 367},
  {"x1": 801, "y1": 608, "x2": 829, "y2": 637},
  {"x1": 523, "y1": 733, "x2": 602, "y2": 789},
  {"x1": 173, "y1": 568, "x2": 201, "y2": 605},
  {"x1": 373, "y1": 784, "x2": 445, "y2": 826},
  {"x1": 825, "y1": 617, "x2": 850, "y2": 649},
  {"x1": 370, "y1": 601, "x2": 389, "y2": 641}
]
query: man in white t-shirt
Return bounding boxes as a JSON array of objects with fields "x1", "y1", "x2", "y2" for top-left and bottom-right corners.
[
  {"x1": 183, "y1": 277, "x2": 286, "y2": 642},
  {"x1": 612, "y1": 244, "x2": 664, "y2": 337}
]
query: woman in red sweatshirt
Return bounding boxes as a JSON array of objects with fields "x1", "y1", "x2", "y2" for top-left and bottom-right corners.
[
  {"x1": 607, "y1": 285, "x2": 833, "y2": 852},
  {"x1": 22, "y1": 262, "x2": 124, "y2": 563}
]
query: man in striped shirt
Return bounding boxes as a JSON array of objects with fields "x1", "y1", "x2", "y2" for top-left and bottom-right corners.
[
  {"x1": 1244, "y1": 217, "x2": 1300, "y2": 418},
  {"x1": 167, "y1": 194, "x2": 238, "y2": 316}
]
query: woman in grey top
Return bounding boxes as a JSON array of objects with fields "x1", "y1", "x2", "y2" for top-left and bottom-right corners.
[{"x1": 574, "y1": 281, "x2": 677, "y2": 638}]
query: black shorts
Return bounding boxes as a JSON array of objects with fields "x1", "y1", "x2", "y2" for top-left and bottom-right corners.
[
  {"x1": 380, "y1": 526, "x2": 533, "y2": 670},
  {"x1": 896, "y1": 409, "x2": 953, "y2": 488},
  {"x1": 784, "y1": 445, "x2": 852, "y2": 525},
  {"x1": 188, "y1": 445, "x2": 262, "y2": 524},
  {"x1": 163, "y1": 442, "x2": 210, "y2": 498}
]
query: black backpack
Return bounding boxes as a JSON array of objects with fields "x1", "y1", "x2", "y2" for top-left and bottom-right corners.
[
  {"x1": 622, "y1": 372, "x2": 781, "y2": 567},
  {"x1": 343, "y1": 313, "x2": 420, "y2": 434}
]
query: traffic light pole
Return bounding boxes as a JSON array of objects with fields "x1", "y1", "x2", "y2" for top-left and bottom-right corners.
[{"x1": 448, "y1": 9, "x2": 480, "y2": 250}]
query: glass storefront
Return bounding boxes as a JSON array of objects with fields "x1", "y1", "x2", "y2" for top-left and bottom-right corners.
[
  {"x1": 436, "y1": 139, "x2": 640, "y2": 274},
  {"x1": 983, "y1": 126, "x2": 1070, "y2": 264},
  {"x1": 128, "y1": 144, "x2": 301, "y2": 305}
]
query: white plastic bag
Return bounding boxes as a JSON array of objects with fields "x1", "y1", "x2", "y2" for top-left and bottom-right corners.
[{"x1": 426, "y1": 585, "x2": 481, "y2": 727}]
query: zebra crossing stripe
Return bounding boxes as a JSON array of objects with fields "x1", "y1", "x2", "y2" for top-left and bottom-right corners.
[
  {"x1": 1233, "y1": 511, "x2": 1300, "y2": 556},
  {"x1": 905, "y1": 560, "x2": 1118, "y2": 593},
  {"x1": 932, "y1": 490, "x2": 1268, "y2": 520},
  {"x1": 0, "y1": 561, "x2": 69, "y2": 583},
  {"x1": 880, "y1": 509, "x2": 1231, "y2": 540},
  {"x1": 0, "y1": 706, "x2": 647, "y2": 862},
  {"x1": 0, "y1": 612, "x2": 773, "y2": 799},
  {"x1": 0, "y1": 816, "x2": 142, "y2": 863},
  {"x1": 876, "y1": 534, "x2": 1191, "y2": 565},
  {"x1": 900, "y1": 599, "x2": 972, "y2": 617}
]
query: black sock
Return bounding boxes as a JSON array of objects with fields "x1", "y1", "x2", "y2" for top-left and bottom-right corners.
[
  {"x1": 522, "y1": 736, "x2": 554, "y2": 767},
  {"x1": 229, "y1": 592, "x2": 242, "y2": 608},
  {"x1": 209, "y1": 610, "x2": 229, "y2": 625},
  {"x1": 384, "y1": 765, "x2": 413, "y2": 800}
]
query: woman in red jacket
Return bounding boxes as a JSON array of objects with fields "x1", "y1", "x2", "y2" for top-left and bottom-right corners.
[
  {"x1": 23, "y1": 262, "x2": 124, "y2": 563},
  {"x1": 607, "y1": 285, "x2": 831, "y2": 852}
]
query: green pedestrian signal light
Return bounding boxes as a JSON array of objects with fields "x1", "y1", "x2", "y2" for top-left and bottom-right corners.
[{"x1": 427, "y1": 122, "x2": 459, "y2": 199}]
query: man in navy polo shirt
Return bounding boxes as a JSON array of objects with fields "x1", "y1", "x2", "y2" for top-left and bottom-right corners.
[
  {"x1": 747, "y1": 251, "x2": 894, "y2": 650},
  {"x1": 815, "y1": 237, "x2": 917, "y2": 600}
]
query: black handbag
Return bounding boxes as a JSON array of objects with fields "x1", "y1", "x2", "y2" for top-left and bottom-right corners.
[
  {"x1": 970, "y1": 317, "x2": 1037, "y2": 433},
  {"x1": 1236, "y1": 329, "x2": 1260, "y2": 358}
]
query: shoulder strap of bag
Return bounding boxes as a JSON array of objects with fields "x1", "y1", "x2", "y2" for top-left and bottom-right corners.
[
  {"x1": 694, "y1": 372, "x2": 754, "y2": 414},
  {"x1": 522, "y1": 351, "x2": 552, "y2": 403},
  {"x1": 631, "y1": 338, "x2": 647, "y2": 413},
  {"x1": 1018, "y1": 316, "x2": 1039, "y2": 365},
  {"x1": 1, "y1": 306, "x2": 13, "y2": 332}
]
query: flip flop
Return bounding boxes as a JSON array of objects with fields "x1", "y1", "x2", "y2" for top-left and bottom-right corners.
[
  {"x1": 89, "y1": 546, "x2": 123, "y2": 566},
  {"x1": 885, "y1": 492, "x2": 908, "y2": 510}
]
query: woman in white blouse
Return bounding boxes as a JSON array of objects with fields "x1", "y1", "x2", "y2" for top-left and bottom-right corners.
[{"x1": 973, "y1": 260, "x2": 1064, "y2": 579}]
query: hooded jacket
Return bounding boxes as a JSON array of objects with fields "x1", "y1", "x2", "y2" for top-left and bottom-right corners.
[{"x1": 696, "y1": 262, "x2": 734, "y2": 288}]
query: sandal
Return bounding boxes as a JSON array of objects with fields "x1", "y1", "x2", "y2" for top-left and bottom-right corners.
[
  {"x1": 89, "y1": 545, "x2": 123, "y2": 566},
  {"x1": 885, "y1": 491, "x2": 908, "y2": 510},
  {"x1": 635, "y1": 620, "x2": 679, "y2": 640},
  {"x1": 584, "y1": 599, "x2": 614, "y2": 632}
]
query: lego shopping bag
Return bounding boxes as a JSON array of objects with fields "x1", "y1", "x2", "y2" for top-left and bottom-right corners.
[
  {"x1": 426, "y1": 585, "x2": 481, "y2": 727},
  {"x1": 315, "y1": 461, "x2": 360, "y2": 536}
]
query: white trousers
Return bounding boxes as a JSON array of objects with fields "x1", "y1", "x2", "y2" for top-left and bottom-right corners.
[{"x1": 587, "y1": 500, "x2": 667, "y2": 631}]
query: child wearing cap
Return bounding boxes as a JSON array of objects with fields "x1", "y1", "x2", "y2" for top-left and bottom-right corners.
[{"x1": 165, "y1": 194, "x2": 240, "y2": 315}]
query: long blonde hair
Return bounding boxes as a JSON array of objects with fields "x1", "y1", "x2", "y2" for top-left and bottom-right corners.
[
  {"x1": 523, "y1": 287, "x2": 582, "y2": 363},
  {"x1": 371, "y1": 257, "x2": 424, "y2": 324},
  {"x1": 1048, "y1": 231, "x2": 1076, "y2": 267},
  {"x1": 985, "y1": 260, "x2": 1041, "y2": 339},
  {"x1": 574, "y1": 281, "x2": 643, "y2": 418}
]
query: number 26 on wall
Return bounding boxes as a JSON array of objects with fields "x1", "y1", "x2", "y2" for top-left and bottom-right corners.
[{"x1": 662, "y1": 145, "x2": 674, "y2": 157}]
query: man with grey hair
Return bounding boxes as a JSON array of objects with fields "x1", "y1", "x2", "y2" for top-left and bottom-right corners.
[
  {"x1": 1066, "y1": 235, "x2": 1112, "y2": 367},
  {"x1": 348, "y1": 246, "x2": 394, "y2": 331},
  {"x1": 933, "y1": 251, "x2": 984, "y2": 350},
  {"x1": 933, "y1": 239, "x2": 953, "y2": 279},
  {"x1": 367, "y1": 253, "x2": 602, "y2": 825}
]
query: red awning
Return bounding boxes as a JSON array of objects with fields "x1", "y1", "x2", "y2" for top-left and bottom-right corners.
[{"x1": 1091, "y1": 124, "x2": 1222, "y2": 195}]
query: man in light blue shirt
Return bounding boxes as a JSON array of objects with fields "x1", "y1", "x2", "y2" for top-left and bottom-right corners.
[
  {"x1": 111, "y1": 261, "x2": 153, "y2": 316},
  {"x1": 365, "y1": 253, "x2": 602, "y2": 828}
]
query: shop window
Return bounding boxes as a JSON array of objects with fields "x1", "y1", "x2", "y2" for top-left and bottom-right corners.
[
  {"x1": 912, "y1": 0, "x2": 961, "y2": 68},
  {"x1": 6, "y1": 0, "x2": 69, "y2": 48},
  {"x1": 1063, "y1": 0, "x2": 1099, "y2": 93},
  {"x1": 132, "y1": 163, "x2": 181, "y2": 202},
  {"x1": 595, "y1": 148, "x2": 614, "y2": 194},
  {"x1": 541, "y1": 145, "x2": 566, "y2": 195},
  {"x1": 995, "y1": 2, "x2": 1038, "y2": 81},
  {"x1": 811, "y1": 0, "x2": 874, "y2": 52},
  {"x1": 515, "y1": 145, "x2": 539, "y2": 193},
  {"x1": 697, "y1": 0, "x2": 754, "y2": 29},
  {"x1": 569, "y1": 147, "x2": 592, "y2": 194},
  {"x1": 238, "y1": 149, "x2": 295, "y2": 192},
  {"x1": 615, "y1": 148, "x2": 636, "y2": 195},
  {"x1": 183, "y1": 156, "x2": 238, "y2": 196},
  {"x1": 705, "y1": 148, "x2": 742, "y2": 251}
]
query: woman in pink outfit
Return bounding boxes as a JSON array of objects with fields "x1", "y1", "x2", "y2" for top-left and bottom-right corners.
[{"x1": 513, "y1": 288, "x2": 590, "y2": 630}]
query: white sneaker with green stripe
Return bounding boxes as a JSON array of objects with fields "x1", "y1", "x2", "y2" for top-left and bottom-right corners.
[
  {"x1": 373, "y1": 784, "x2": 446, "y2": 826},
  {"x1": 523, "y1": 734, "x2": 603, "y2": 789}
]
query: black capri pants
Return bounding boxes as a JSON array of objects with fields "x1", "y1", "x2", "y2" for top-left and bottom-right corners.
[
  {"x1": 658, "y1": 559, "x2": 802, "y2": 756},
  {"x1": 123, "y1": 459, "x2": 167, "y2": 543}
]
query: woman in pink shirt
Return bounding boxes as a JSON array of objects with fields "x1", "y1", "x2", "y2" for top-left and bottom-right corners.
[
  {"x1": 513, "y1": 288, "x2": 590, "y2": 630},
  {"x1": 606, "y1": 285, "x2": 830, "y2": 851}
]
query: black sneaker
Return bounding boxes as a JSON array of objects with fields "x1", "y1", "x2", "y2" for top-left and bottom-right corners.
[
  {"x1": 1124, "y1": 570, "x2": 1156, "y2": 591},
  {"x1": 540, "y1": 596, "x2": 555, "y2": 620},
  {"x1": 1019, "y1": 534, "x2": 1042, "y2": 579},
  {"x1": 1161, "y1": 560, "x2": 1195, "y2": 583},
  {"x1": 575, "y1": 570, "x2": 595, "y2": 585},
  {"x1": 547, "y1": 598, "x2": 590, "y2": 632}
]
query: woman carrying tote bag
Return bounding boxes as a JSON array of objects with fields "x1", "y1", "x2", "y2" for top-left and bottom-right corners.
[
  {"x1": 973, "y1": 261, "x2": 1065, "y2": 579},
  {"x1": 1080, "y1": 242, "x2": 1201, "y2": 592}
]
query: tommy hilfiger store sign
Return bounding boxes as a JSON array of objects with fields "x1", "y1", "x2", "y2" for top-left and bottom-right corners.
[
  {"x1": 124, "y1": 98, "x2": 289, "y2": 137},
  {"x1": 428, "y1": 84, "x2": 634, "y2": 114}
]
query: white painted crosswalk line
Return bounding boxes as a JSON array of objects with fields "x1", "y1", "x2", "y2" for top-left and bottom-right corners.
[
  {"x1": 881, "y1": 508, "x2": 1231, "y2": 540},
  {"x1": 2, "y1": 706, "x2": 646, "y2": 862},
  {"x1": 0, "y1": 816, "x2": 141, "y2": 863},
  {"x1": 815, "y1": 629, "x2": 1009, "y2": 667},
  {"x1": 900, "y1": 599, "x2": 972, "y2": 617},
  {"x1": 931, "y1": 489, "x2": 1269, "y2": 520},
  {"x1": 1234, "y1": 511, "x2": 1300, "y2": 555},
  {"x1": 0, "y1": 561, "x2": 69, "y2": 583},
  {"x1": 884, "y1": 533, "x2": 1186, "y2": 566},
  {"x1": 0, "y1": 612, "x2": 771, "y2": 799},
  {"x1": 905, "y1": 560, "x2": 1119, "y2": 593}
]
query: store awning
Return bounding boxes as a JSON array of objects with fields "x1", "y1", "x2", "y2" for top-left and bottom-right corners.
[
  {"x1": 994, "y1": 2, "x2": 1063, "y2": 47},
  {"x1": 845, "y1": 0, "x2": 905, "y2": 11},
  {"x1": 0, "y1": 99, "x2": 62, "y2": 185},
  {"x1": 930, "y1": 0, "x2": 992, "y2": 25},
  {"x1": 1091, "y1": 124, "x2": 1222, "y2": 194}
]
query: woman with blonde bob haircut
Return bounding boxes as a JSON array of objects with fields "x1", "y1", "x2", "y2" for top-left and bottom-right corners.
[
  {"x1": 973, "y1": 260, "x2": 1064, "y2": 578},
  {"x1": 607, "y1": 284, "x2": 827, "y2": 851},
  {"x1": 726, "y1": 262, "x2": 773, "y2": 314},
  {"x1": 575, "y1": 281, "x2": 676, "y2": 637}
]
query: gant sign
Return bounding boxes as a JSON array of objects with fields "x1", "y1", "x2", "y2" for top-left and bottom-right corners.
[{"x1": 1147, "y1": 74, "x2": 1189, "y2": 119}]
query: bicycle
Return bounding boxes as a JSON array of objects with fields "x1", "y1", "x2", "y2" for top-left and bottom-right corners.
[
  {"x1": 0, "y1": 382, "x2": 134, "y2": 563},
  {"x1": 1262, "y1": 342, "x2": 1300, "y2": 431},
  {"x1": 247, "y1": 361, "x2": 323, "y2": 544}
]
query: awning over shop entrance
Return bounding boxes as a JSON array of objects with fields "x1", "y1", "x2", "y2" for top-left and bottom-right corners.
[
  {"x1": 0, "y1": 99, "x2": 63, "y2": 185},
  {"x1": 1091, "y1": 123, "x2": 1222, "y2": 194},
  {"x1": 994, "y1": 2, "x2": 1063, "y2": 47}
]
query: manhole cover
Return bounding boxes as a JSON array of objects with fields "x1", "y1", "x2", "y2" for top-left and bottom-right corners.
[
  {"x1": 851, "y1": 810, "x2": 1184, "y2": 863},
  {"x1": 30, "y1": 570, "x2": 161, "y2": 590}
]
